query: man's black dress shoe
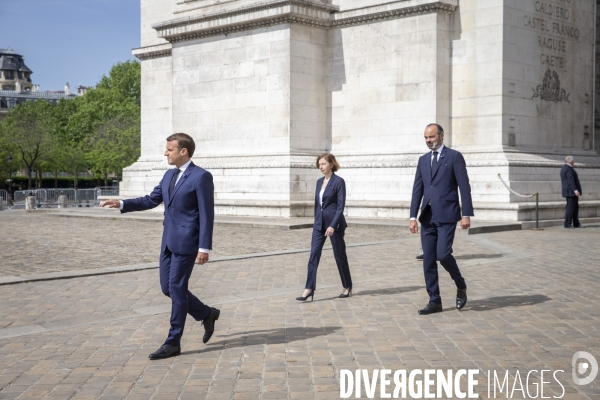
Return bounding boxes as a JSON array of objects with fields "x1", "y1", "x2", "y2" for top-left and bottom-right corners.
[
  {"x1": 149, "y1": 344, "x2": 181, "y2": 360},
  {"x1": 574, "y1": 225, "x2": 585, "y2": 228},
  {"x1": 564, "y1": 225, "x2": 575, "y2": 229},
  {"x1": 418, "y1": 302, "x2": 442, "y2": 315},
  {"x1": 416, "y1": 254, "x2": 423, "y2": 260},
  {"x1": 456, "y1": 288, "x2": 467, "y2": 310},
  {"x1": 202, "y1": 307, "x2": 220, "y2": 344}
]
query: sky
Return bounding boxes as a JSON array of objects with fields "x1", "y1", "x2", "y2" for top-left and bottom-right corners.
[{"x1": 1, "y1": 0, "x2": 141, "y2": 92}]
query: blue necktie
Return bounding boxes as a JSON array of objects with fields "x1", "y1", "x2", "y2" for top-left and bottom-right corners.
[{"x1": 169, "y1": 169, "x2": 180, "y2": 197}]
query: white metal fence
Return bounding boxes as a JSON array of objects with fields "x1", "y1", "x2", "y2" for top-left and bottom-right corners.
[{"x1": 4, "y1": 187, "x2": 117, "y2": 209}]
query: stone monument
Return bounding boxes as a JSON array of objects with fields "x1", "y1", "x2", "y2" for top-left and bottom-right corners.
[{"x1": 123, "y1": 0, "x2": 600, "y2": 221}]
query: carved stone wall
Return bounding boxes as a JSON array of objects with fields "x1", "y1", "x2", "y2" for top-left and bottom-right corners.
[{"x1": 123, "y1": 0, "x2": 600, "y2": 221}]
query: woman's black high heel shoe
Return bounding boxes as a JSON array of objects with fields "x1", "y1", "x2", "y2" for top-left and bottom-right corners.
[
  {"x1": 296, "y1": 290, "x2": 315, "y2": 302},
  {"x1": 338, "y1": 288, "x2": 352, "y2": 298}
]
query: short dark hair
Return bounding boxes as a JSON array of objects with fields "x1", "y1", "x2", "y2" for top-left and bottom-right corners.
[
  {"x1": 316, "y1": 153, "x2": 340, "y2": 172},
  {"x1": 426, "y1": 123, "x2": 444, "y2": 135},
  {"x1": 166, "y1": 133, "x2": 195, "y2": 157}
]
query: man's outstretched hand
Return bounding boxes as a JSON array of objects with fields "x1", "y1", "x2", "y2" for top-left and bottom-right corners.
[{"x1": 99, "y1": 199, "x2": 120, "y2": 208}]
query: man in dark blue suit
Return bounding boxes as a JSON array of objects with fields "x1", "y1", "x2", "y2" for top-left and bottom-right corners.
[
  {"x1": 409, "y1": 124, "x2": 474, "y2": 315},
  {"x1": 100, "y1": 133, "x2": 219, "y2": 359},
  {"x1": 560, "y1": 155, "x2": 584, "y2": 229}
]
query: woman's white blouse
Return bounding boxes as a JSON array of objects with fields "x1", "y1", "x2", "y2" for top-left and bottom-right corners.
[{"x1": 319, "y1": 188, "x2": 325, "y2": 206}]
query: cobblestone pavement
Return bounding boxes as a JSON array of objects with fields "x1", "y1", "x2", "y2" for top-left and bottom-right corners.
[
  {"x1": 0, "y1": 212, "x2": 412, "y2": 277},
  {"x1": 0, "y1": 216, "x2": 599, "y2": 399}
]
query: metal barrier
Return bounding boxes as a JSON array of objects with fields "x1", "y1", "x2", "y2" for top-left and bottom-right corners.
[
  {"x1": 0, "y1": 190, "x2": 6, "y2": 201},
  {"x1": 4, "y1": 188, "x2": 105, "y2": 208},
  {"x1": 38, "y1": 189, "x2": 77, "y2": 207},
  {"x1": 95, "y1": 186, "x2": 119, "y2": 196},
  {"x1": 12, "y1": 190, "x2": 34, "y2": 209},
  {"x1": 76, "y1": 189, "x2": 100, "y2": 207}
]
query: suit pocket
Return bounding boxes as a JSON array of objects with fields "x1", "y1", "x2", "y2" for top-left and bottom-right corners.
[{"x1": 180, "y1": 222, "x2": 199, "y2": 230}]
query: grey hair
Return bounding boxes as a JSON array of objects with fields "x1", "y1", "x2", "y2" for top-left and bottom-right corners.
[
  {"x1": 565, "y1": 155, "x2": 574, "y2": 163},
  {"x1": 426, "y1": 123, "x2": 444, "y2": 135}
]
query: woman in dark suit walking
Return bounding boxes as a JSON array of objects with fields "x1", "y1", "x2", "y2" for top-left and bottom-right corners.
[{"x1": 296, "y1": 153, "x2": 353, "y2": 301}]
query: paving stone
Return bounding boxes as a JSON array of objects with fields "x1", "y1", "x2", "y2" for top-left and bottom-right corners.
[{"x1": 0, "y1": 214, "x2": 599, "y2": 398}]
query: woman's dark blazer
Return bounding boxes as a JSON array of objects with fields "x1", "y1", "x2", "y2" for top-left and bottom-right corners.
[{"x1": 313, "y1": 173, "x2": 347, "y2": 231}]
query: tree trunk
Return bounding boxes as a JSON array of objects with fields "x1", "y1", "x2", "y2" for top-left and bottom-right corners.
[
  {"x1": 54, "y1": 172, "x2": 58, "y2": 188},
  {"x1": 73, "y1": 171, "x2": 78, "y2": 190},
  {"x1": 27, "y1": 166, "x2": 33, "y2": 190},
  {"x1": 36, "y1": 168, "x2": 42, "y2": 188}
]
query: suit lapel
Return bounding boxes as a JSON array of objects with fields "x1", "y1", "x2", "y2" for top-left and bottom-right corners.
[
  {"x1": 431, "y1": 147, "x2": 445, "y2": 181},
  {"x1": 168, "y1": 162, "x2": 195, "y2": 206},
  {"x1": 423, "y1": 153, "x2": 432, "y2": 184}
]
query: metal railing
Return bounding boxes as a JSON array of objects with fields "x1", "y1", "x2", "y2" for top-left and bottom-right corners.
[
  {"x1": 9, "y1": 188, "x2": 105, "y2": 209},
  {"x1": 497, "y1": 174, "x2": 540, "y2": 229},
  {"x1": 95, "y1": 186, "x2": 119, "y2": 196},
  {"x1": 0, "y1": 190, "x2": 6, "y2": 201}
]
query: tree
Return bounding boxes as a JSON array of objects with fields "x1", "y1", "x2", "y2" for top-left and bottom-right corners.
[
  {"x1": 1, "y1": 101, "x2": 55, "y2": 189},
  {"x1": 97, "y1": 60, "x2": 141, "y2": 106}
]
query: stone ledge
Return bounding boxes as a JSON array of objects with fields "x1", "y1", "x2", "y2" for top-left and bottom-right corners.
[
  {"x1": 132, "y1": 43, "x2": 173, "y2": 60},
  {"x1": 152, "y1": 0, "x2": 458, "y2": 42}
]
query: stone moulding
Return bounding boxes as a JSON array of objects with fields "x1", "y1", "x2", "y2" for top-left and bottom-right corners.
[
  {"x1": 132, "y1": 44, "x2": 173, "y2": 60},
  {"x1": 152, "y1": 0, "x2": 457, "y2": 42},
  {"x1": 124, "y1": 151, "x2": 600, "y2": 170}
]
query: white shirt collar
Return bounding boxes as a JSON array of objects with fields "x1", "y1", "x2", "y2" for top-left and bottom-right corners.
[
  {"x1": 178, "y1": 159, "x2": 192, "y2": 173},
  {"x1": 431, "y1": 144, "x2": 445, "y2": 155}
]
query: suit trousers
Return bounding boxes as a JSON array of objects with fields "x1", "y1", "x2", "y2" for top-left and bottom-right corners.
[
  {"x1": 305, "y1": 228, "x2": 352, "y2": 290},
  {"x1": 160, "y1": 248, "x2": 211, "y2": 346},
  {"x1": 420, "y1": 206, "x2": 466, "y2": 304},
  {"x1": 564, "y1": 196, "x2": 580, "y2": 227}
]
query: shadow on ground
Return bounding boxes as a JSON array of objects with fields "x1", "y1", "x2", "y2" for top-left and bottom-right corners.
[
  {"x1": 455, "y1": 253, "x2": 503, "y2": 260},
  {"x1": 310, "y1": 285, "x2": 423, "y2": 302},
  {"x1": 182, "y1": 326, "x2": 341, "y2": 354},
  {"x1": 467, "y1": 294, "x2": 551, "y2": 312}
]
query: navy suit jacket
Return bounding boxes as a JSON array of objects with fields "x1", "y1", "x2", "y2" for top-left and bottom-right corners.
[
  {"x1": 314, "y1": 173, "x2": 347, "y2": 231},
  {"x1": 560, "y1": 164, "x2": 582, "y2": 197},
  {"x1": 410, "y1": 147, "x2": 474, "y2": 223},
  {"x1": 122, "y1": 162, "x2": 215, "y2": 254}
]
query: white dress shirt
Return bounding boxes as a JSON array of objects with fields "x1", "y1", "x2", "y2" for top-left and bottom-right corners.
[{"x1": 120, "y1": 159, "x2": 209, "y2": 254}]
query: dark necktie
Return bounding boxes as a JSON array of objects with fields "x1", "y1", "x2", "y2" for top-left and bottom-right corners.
[
  {"x1": 169, "y1": 168, "x2": 180, "y2": 197},
  {"x1": 431, "y1": 151, "x2": 439, "y2": 176}
]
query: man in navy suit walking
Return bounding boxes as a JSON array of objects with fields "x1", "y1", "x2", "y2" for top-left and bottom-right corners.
[
  {"x1": 100, "y1": 133, "x2": 220, "y2": 359},
  {"x1": 560, "y1": 155, "x2": 584, "y2": 229},
  {"x1": 409, "y1": 124, "x2": 474, "y2": 315}
]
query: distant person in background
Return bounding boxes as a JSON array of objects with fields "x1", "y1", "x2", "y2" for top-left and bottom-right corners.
[{"x1": 560, "y1": 155, "x2": 584, "y2": 229}]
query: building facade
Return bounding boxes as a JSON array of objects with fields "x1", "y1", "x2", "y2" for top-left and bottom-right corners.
[
  {"x1": 124, "y1": 0, "x2": 600, "y2": 221},
  {"x1": 0, "y1": 47, "x2": 83, "y2": 121}
]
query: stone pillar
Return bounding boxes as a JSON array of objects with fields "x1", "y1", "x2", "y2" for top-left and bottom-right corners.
[
  {"x1": 57, "y1": 195, "x2": 67, "y2": 208},
  {"x1": 25, "y1": 196, "x2": 36, "y2": 210}
]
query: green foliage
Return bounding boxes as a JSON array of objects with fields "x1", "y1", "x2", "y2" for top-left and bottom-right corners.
[
  {"x1": 0, "y1": 60, "x2": 141, "y2": 189},
  {"x1": 97, "y1": 60, "x2": 141, "y2": 106}
]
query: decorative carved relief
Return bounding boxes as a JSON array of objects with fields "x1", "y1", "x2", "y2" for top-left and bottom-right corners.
[{"x1": 531, "y1": 69, "x2": 571, "y2": 103}]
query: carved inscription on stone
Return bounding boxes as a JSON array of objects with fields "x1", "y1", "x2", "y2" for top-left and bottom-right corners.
[{"x1": 522, "y1": 0, "x2": 579, "y2": 72}]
